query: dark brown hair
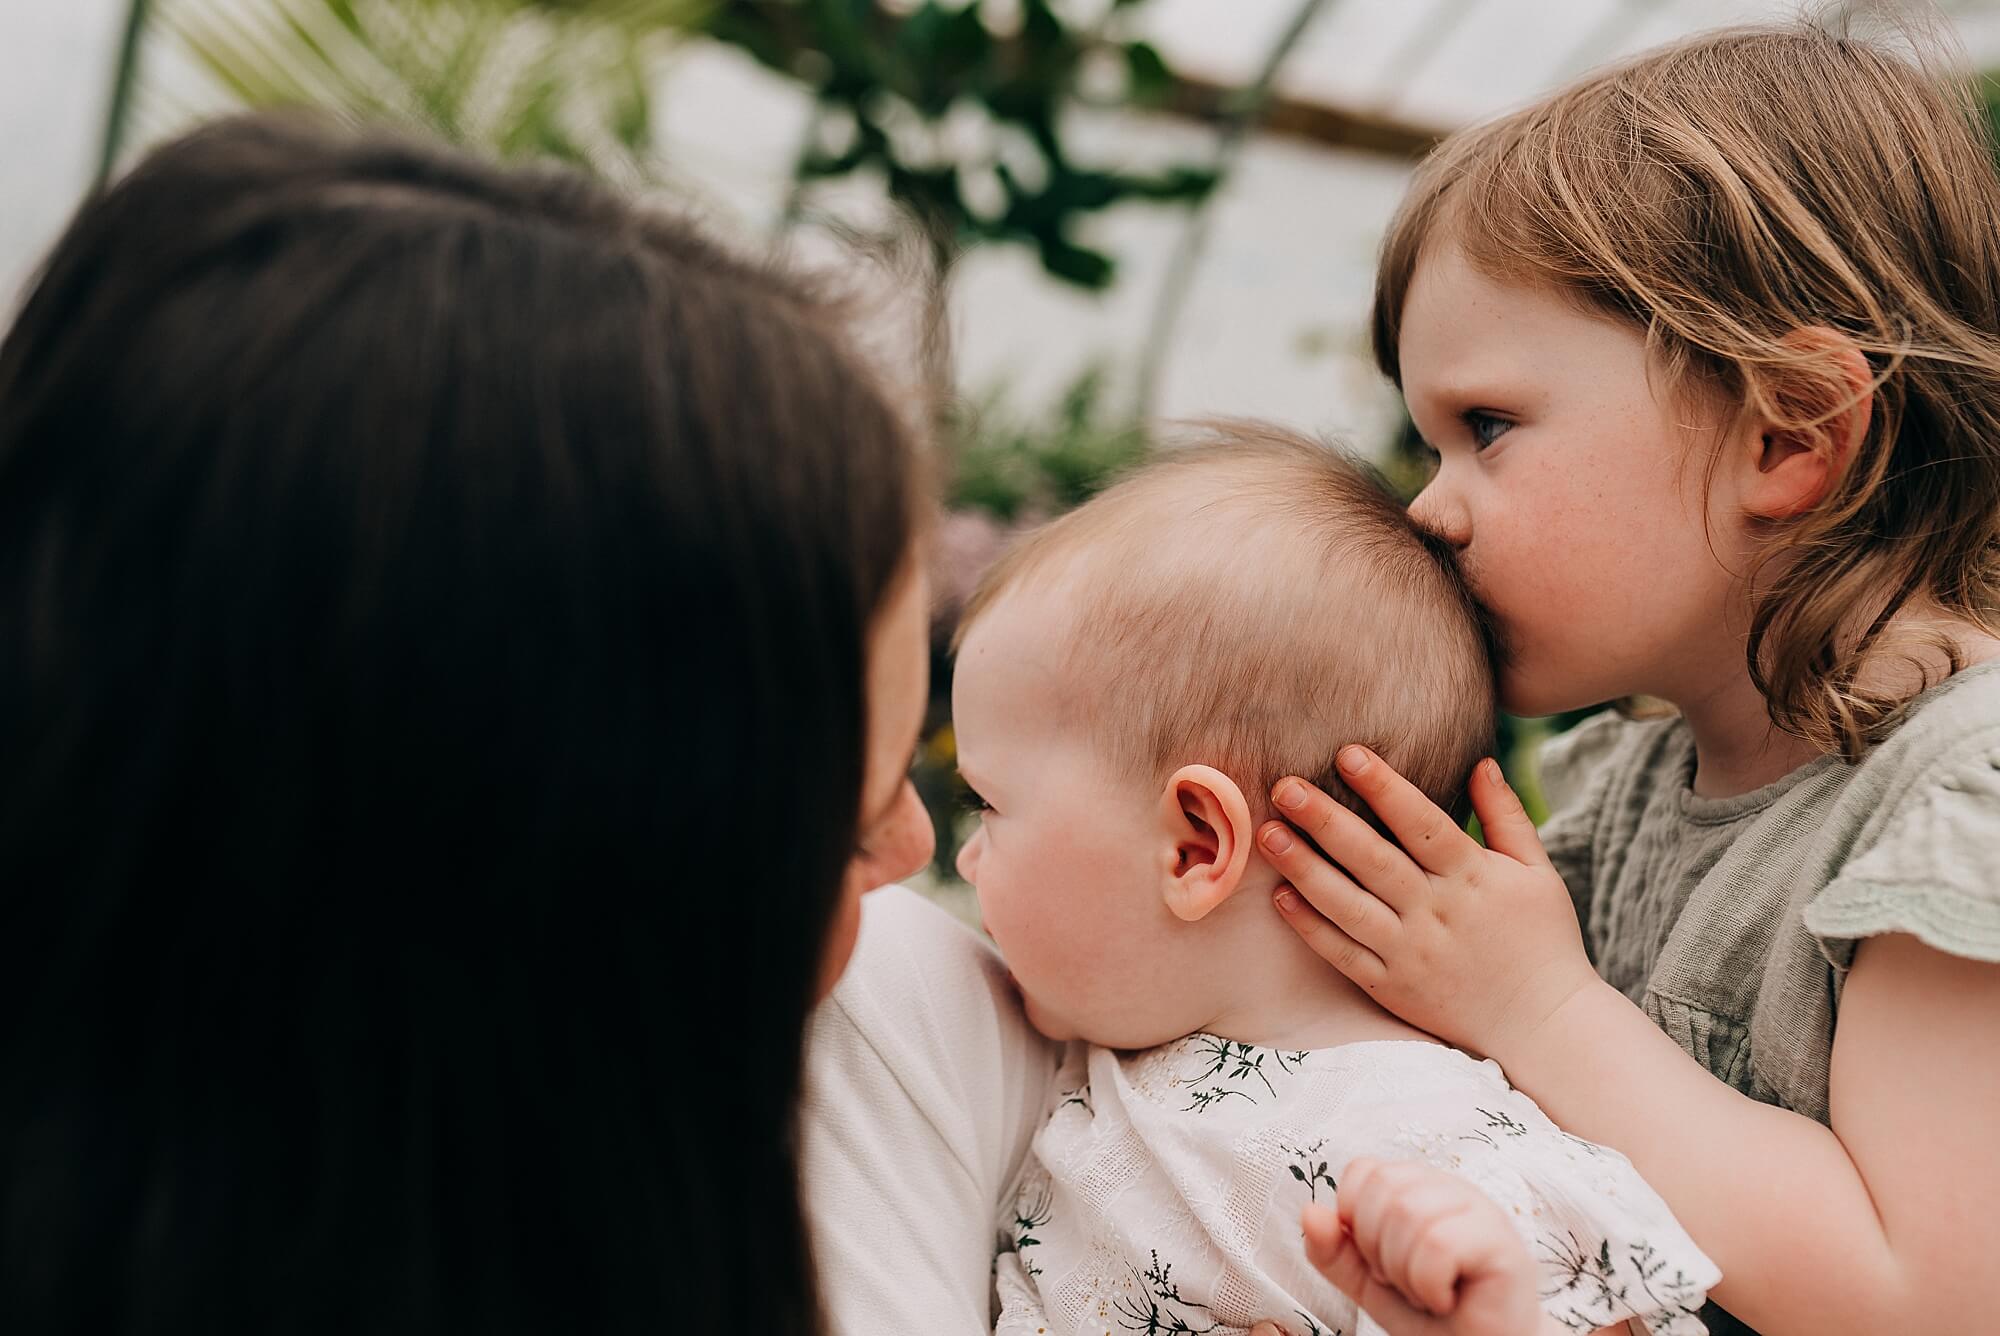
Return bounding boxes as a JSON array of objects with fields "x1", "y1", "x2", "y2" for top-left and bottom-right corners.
[
  {"x1": 0, "y1": 114, "x2": 917, "y2": 1334},
  {"x1": 1373, "y1": 19, "x2": 2000, "y2": 757}
]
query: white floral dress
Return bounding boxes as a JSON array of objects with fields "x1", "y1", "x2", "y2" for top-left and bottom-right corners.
[{"x1": 993, "y1": 1036, "x2": 1718, "y2": 1336}]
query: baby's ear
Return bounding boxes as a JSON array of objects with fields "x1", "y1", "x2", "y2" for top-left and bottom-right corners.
[{"x1": 1158, "y1": 764, "x2": 1254, "y2": 922}]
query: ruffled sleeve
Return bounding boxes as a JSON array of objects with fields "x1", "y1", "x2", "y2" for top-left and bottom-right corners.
[{"x1": 1805, "y1": 733, "x2": 2000, "y2": 967}]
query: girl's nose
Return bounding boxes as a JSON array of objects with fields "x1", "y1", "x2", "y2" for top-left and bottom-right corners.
[{"x1": 1409, "y1": 479, "x2": 1471, "y2": 549}]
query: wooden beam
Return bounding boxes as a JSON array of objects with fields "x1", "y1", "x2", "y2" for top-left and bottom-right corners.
[{"x1": 1158, "y1": 73, "x2": 1444, "y2": 160}]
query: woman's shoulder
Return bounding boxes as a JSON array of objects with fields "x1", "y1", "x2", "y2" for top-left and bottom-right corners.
[{"x1": 814, "y1": 885, "x2": 1048, "y2": 1074}]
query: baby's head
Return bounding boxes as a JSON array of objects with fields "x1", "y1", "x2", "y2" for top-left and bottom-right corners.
[{"x1": 951, "y1": 424, "x2": 1494, "y2": 1047}]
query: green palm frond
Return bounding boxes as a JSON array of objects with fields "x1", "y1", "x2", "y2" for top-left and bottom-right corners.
[{"x1": 152, "y1": 0, "x2": 709, "y2": 183}]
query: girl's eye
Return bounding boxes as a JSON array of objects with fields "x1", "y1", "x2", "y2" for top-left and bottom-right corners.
[{"x1": 1465, "y1": 410, "x2": 1513, "y2": 450}]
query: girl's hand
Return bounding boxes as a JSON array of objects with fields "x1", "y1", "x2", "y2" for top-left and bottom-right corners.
[
  {"x1": 1258, "y1": 748, "x2": 1597, "y2": 1059},
  {"x1": 1295, "y1": 1156, "x2": 1552, "y2": 1336}
]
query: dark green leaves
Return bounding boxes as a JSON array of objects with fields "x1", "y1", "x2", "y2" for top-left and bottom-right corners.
[{"x1": 705, "y1": 0, "x2": 1216, "y2": 289}]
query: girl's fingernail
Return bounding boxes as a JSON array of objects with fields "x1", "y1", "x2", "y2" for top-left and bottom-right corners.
[
  {"x1": 1483, "y1": 757, "x2": 1504, "y2": 784},
  {"x1": 1274, "y1": 779, "x2": 1306, "y2": 810},
  {"x1": 1338, "y1": 745, "x2": 1371, "y2": 775},
  {"x1": 1275, "y1": 888, "x2": 1301, "y2": 913},
  {"x1": 1262, "y1": 826, "x2": 1295, "y2": 855}
]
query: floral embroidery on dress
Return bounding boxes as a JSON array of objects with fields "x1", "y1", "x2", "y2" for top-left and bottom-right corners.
[
  {"x1": 1281, "y1": 1139, "x2": 1339, "y2": 1202},
  {"x1": 1113, "y1": 1252, "x2": 1220, "y2": 1335},
  {"x1": 992, "y1": 1041, "x2": 1717, "y2": 1336},
  {"x1": 1459, "y1": 1105, "x2": 1533, "y2": 1149},
  {"x1": 1005, "y1": 1174, "x2": 1054, "y2": 1280},
  {"x1": 1174, "y1": 1035, "x2": 1311, "y2": 1112},
  {"x1": 1539, "y1": 1232, "x2": 1708, "y2": 1333}
]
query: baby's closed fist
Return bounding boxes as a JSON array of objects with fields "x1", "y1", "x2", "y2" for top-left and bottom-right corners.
[{"x1": 1301, "y1": 1157, "x2": 1552, "y2": 1336}]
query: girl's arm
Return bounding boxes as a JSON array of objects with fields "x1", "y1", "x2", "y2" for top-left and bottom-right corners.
[{"x1": 1255, "y1": 750, "x2": 2000, "y2": 1336}]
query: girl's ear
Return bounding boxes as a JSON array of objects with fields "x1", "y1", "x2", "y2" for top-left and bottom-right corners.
[
  {"x1": 1741, "y1": 326, "x2": 1872, "y2": 522},
  {"x1": 1157, "y1": 764, "x2": 1254, "y2": 922}
]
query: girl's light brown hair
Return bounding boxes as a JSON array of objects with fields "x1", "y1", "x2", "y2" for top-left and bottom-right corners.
[{"x1": 1373, "y1": 13, "x2": 2000, "y2": 758}]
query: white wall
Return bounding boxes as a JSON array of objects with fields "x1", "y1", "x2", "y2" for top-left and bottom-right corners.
[{"x1": 0, "y1": 0, "x2": 130, "y2": 306}]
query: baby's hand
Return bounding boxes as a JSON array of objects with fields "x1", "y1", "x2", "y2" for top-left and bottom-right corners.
[
  {"x1": 1302, "y1": 1157, "x2": 1548, "y2": 1336},
  {"x1": 1258, "y1": 748, "x2": 1597, "y2": 1061}
]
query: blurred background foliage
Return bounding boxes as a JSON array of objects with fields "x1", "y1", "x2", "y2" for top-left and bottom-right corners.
[
  {"x1": 948, "y1": 365, "x2": 1146, "y2": 522},
  {"x1": 710, "y1": 0, "x2": 1219, "y2": 289}
]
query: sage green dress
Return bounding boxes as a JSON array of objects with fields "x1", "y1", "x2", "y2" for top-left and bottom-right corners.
[{"x1": 1536, "y1": 659, "x2": 2000, "y2": 1334}]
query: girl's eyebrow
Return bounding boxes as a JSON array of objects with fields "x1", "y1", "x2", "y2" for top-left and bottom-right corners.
[{"x1": 1413, "y1": 374, "x2": 1519, "y2": 407}]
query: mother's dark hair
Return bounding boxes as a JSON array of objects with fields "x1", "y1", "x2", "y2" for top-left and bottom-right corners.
[{"x1": 0, "y1": 114, "x2": 917, "y2": 1334}]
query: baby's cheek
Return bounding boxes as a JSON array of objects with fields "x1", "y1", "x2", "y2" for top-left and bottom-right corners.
[
  {"x1": 1019, "y1": 991, "x2": 1078, "y2": 1043},
  {"x1": 1010, "y1": 931, "x2": 1116, "y2": 1037}
]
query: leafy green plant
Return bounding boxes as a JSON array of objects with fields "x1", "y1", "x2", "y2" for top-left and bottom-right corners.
[
  {"x1": 949, "y1": 365, "x2": 1147, "y2": 522},
  {"x1": 705, "y1": 0, "x2": 1217, "y2": 289},
  {"x1": 132, "y1": 0, "x2": 696, "y2": 182}
]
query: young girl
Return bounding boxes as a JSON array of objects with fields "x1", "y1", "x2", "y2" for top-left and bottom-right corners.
[{"x1": 1257, "y1": 18, "x2": 2000, "y2": 1336}]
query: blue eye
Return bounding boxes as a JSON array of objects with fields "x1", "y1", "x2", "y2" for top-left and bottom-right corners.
[{"x1": 1465, "y1": 410, "x2": 1513, "y2": 450}]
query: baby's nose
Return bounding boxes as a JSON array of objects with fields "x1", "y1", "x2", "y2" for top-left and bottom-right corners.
[{"x1": 954, "y1": 825, "x2": 982, "y2": 883}]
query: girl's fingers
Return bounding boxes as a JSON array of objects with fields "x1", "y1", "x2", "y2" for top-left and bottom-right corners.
[
  {"x1": 1259, "y1": 831, "x2": 1401, "y2": 949},
  {"x1": 1268, "y1": 778, "x2": 1427, "y2": 913},
  {"x1": 1468, "y1": 757, "x2": 1550, "y2": 868},
  {"x1": 1273, "y1": 885, "x2": 1386, "y2": 990},
  {"x1": 1331, "y1": 747, "x2": 1482, "y2": 877}
]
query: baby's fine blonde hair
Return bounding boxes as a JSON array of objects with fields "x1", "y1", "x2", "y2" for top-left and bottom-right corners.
[
  {"x1": 956, "y1": 423, "x2": 1496, "y2": 817},
  {"x1": 1374, "y1": 12, "x2": 2000, "y2": 758}
]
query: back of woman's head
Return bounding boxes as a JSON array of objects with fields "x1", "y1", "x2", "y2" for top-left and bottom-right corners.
[
  {"x1": 1373, "y1": 13, "x2": 2000, "y2": 756},
  {"x1": 0, "y1": 114, "x2": 917, "y2": 1334}
]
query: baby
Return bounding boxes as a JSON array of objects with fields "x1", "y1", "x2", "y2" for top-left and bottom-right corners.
[{"x1": 950, "y1": 424, "x2": 1718, "y2": 1336}]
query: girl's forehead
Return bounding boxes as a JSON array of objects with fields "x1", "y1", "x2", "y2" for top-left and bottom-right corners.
[{"x1": 1403, "y1": 253, "x2": 1626, "y2": 376}]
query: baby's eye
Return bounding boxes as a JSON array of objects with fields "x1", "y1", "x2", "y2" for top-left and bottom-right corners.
[
  {"x1": 1464, "y1": 410, "x2": 1513, "y2": 450},
  {"x1": 958, "y1": 787, "x2": 992, "y2": 816}
]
